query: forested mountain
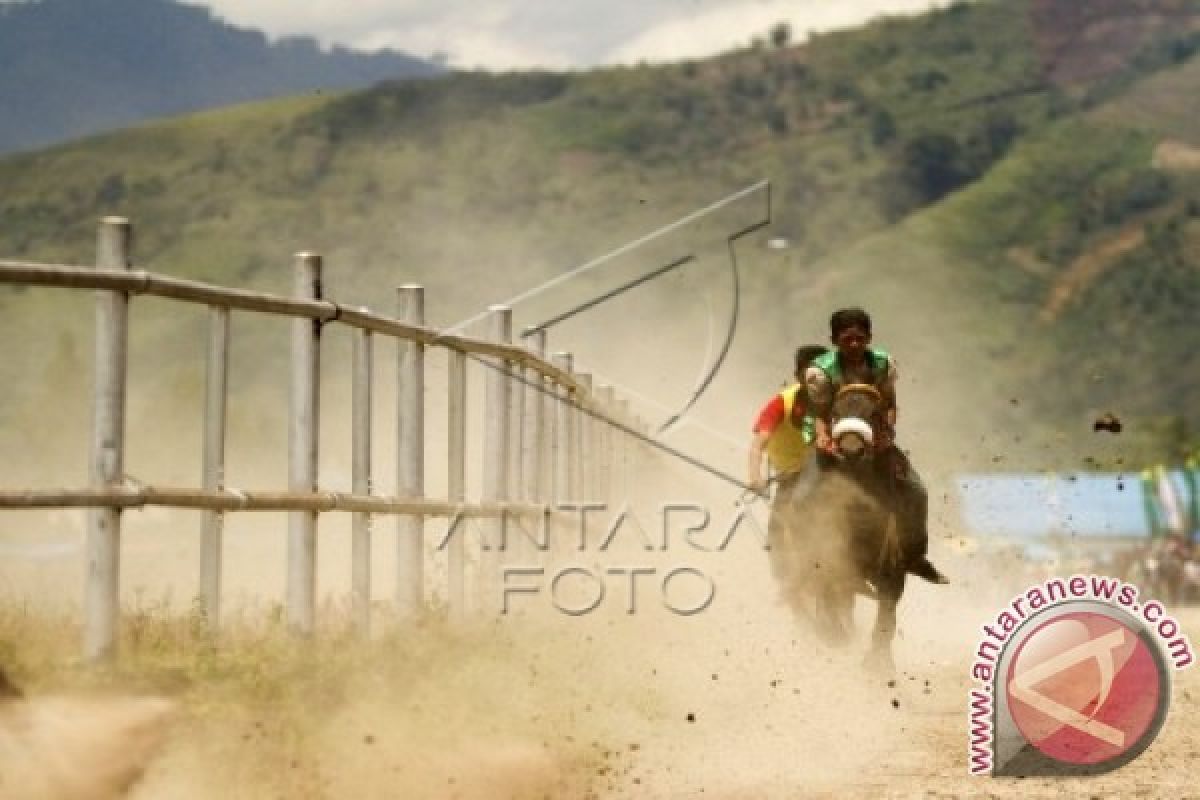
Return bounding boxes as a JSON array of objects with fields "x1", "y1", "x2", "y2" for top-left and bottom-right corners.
[
  {"x1": 0, "y1": 0, "x2": 441, "y2": 154},
  {"x1": 2, "y1": 0, "x2": 1199, "y2": 478}
]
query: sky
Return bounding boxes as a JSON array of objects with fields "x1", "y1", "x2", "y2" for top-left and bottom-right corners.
[{"x1": 184, "y1": 0, "x2": 955, "y2": 70}]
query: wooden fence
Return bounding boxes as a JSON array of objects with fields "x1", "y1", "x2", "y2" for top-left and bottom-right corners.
[{"x1": 0, "y1": 217, "x2": 650, "y2": 660}]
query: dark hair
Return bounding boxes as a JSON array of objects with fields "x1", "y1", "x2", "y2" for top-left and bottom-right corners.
[
  {"x1": 830, "y1": 307, "x2": 872, "y2": 337},
  {"x1": 794, "y1": 344, "x2": 828, "y2": 377}
]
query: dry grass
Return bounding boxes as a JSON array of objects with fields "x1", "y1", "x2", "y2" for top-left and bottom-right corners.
[{"x1": 0, "y1": 601, "x2": 627, "y2": 799}]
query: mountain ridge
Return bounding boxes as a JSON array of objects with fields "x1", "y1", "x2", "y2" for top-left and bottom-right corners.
[
  {"x1": 1, "y1": 0, "x2": 1198, "y2": 478},
  {"x1": 0, "y1": 0, "x2": 442, "y2": 154}
]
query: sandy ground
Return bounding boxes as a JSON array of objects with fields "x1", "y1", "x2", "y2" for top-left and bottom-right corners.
[
  {"x1": 572, "y1": 556, "x2": 1200, "y2": 800},
  {"x1": 6, "y1": 539, "x2": 1197, "y2": 799},
  {"x1": 2, "y1": 457, "x2": 1197, "y2": 799}
]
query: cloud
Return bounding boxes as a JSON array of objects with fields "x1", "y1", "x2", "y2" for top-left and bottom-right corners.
[
  {"x1": 356, "y1": 25, "x2": 573, "y2": 70},
  {"x1": 605, "y1": 0, "x2": 951, "y2": 64},
  {"x1": 127, "y1": 0, "x2": 961, "y2": 69},
  {"x1": 197, "y1": 0, "x2": 610, "y2": 67}
]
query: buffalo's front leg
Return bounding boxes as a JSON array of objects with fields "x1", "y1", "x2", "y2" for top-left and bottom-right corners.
[{"x1": 865, "y1": 573, "x2": 905, "y2": 674}]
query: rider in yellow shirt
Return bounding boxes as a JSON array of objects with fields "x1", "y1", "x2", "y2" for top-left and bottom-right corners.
[{"x1": 747, "y1": 345, "x2": 828, "y2": 585}]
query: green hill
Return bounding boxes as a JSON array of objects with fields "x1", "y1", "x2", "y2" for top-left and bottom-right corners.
[{"x1": 1, "y1": 0, "x2": 1199, "y2": 484}]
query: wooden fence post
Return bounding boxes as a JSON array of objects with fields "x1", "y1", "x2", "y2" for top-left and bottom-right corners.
[
  {"x1": 396, "y1": 285, "x2": 425, "y2": 618},
  {"x1": 446, "y1": 348, "x2": 467, "y2": 620},
  {"x1": 287, "y1": 252, "x2": 321, "y2": 635},
  {"x1": 351, "y1": 327, "x2": 373, "y2": 635},
  {"x1": 84, "y1": 216, "x2": 132, "y2": 662},
  {"x1": 198, "y1": 305, "x2": 229, "y2": 631},
  {"x1": 481, "y1": 306, "x2": 511, "y2": 612}
]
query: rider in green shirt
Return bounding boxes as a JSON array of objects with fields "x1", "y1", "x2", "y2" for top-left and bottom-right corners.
[{"x1": 804, "y1": 307, "x2": 947, "y2": 585}]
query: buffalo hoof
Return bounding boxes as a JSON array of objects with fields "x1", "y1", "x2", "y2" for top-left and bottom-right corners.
[
  {"x1": 813, "y1": 612, "x2": 851, "y2": 648},
  {"x1": 863, "y1": 647, "x2": 896, "y2": 676}
]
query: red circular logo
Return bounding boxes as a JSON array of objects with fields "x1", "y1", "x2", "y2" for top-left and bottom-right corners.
[{"x1": 1005, "y1": 611, "x2": 1163, "y2": 765}]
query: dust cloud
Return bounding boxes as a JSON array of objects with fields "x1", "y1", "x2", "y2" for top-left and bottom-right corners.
[
  {"x1": 1, "y1": 213, "x2": 1195, "y2": 799},
  {"x1": 0, "y1": 690, "x2": 175, "y2": 800}
]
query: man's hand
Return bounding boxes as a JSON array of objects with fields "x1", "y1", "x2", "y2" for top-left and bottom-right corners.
[
  {"x1": 875, "y1": 423, "x2": 895, "y2": 451},
  {"x1": 816, "y1": 431, "x2": 837, "y2": 455}
]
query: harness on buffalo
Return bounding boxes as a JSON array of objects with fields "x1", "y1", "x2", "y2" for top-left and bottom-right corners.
[{"x1": 830, "y1": 383, "x2": 902, "y2": 573}]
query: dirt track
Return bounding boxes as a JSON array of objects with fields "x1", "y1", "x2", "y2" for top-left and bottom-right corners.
[
  {"x1": 823, "y1": 644, "x2": 1200, "y2": 800},
  {"x1": 591, "y1": 597, "x2": 1200, "y2": 800},
  {"x1": 3, "y1": 525, "x2": 1198, "y2": 799}
]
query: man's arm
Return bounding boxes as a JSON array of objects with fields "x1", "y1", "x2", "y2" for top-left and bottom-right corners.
[
  {"x1": 748, "y1": 395, "x2": 784, "y2": 491},
  {"x1": 805, "y1": 365, "x2": 834, "y2": 452},
  {"x1": 747, "y1": 430, "x2": 771, "y2": 492},
  {"x1": 881, "y1": 356, "x2": 899, "y2": 441}
]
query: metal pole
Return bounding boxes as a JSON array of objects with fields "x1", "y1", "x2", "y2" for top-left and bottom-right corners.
[
  {"x1": 538, "y1": 340, "x2": 554, "y2": 508},
  {"x1": 596, "y1": 386, "x2": 615, "y2": 506},
  {"x1": 551, "y1": 352, "x2": 574, "y2": 507},
  {"x1": 351, "y1": 328, "x2": 373, "y2": 635},
  {"x1": 509, "y1": 359, "x2": 524, "y2": 509},
  {"x1": 522, "y1": 329, "x2": 546, "y2": 504},
  {"x1": 575, "y1": 373, "x2": 593, "y2": 504},
  {"x1": 287, "y1": 252, "x2": 322, "y2": 635},
  {"x1": 84, "y1": 216, "x2": 131, "y2": 662},
  {"x1": 396, "y1": 285, "x2": 425, "y2": 618},
  {"x1": 446, "y1": 349, "x2": 467, "y2": 620},
  {"x1": 616, "y1": 398, "x2": 631, "y2": 506},
  {"x1": 198, "y1": 305, "x2": 229, "y2": 631},
  {"x1": 481, "y1": 306, "x2": 511, "y2": 612}
]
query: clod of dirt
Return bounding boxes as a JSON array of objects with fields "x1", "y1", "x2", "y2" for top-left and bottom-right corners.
[
  {"x1": 1093, "y1": 413, "x2": 1123, "y2": 433},
  {"x1": 891, "y1": 699, "x2": 900, "y2": 709},
  {"x1": 686, "y1": 713, "x2": 696, "y2": 723}
]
